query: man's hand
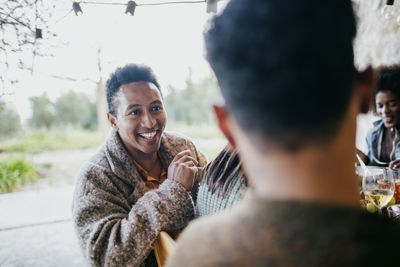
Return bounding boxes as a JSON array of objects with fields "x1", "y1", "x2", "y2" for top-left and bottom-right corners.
[
  {"x1": 389, "y1": 159, "x2": 400, "y2": 169},
  {"x1": 168, "y1": 150, "x2": 199, "y2": 190},
  {"x1": 356, "y1": 148, "x2": 369, "y2": 165}
]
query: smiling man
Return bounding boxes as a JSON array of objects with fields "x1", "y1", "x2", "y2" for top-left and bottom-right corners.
[
  {"x1": 72, "y1": 64, "x2": 206, "y2": 266},
  {"x1": 358, "y1": 67, "x2": 400, "y2": 168}
]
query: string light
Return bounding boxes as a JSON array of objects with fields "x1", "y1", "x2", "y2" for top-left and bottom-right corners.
[
  {"x1": 75, "y1": 0, "x2": 212, "y2": 16},
  {"x1": 28, "y1": 0, "x2": 219, "y2": 43},
  {"x1": 35, "y1": 28, "x2": 42, "y2": 39},
  {"x1": 206, "y1": 0, "x2": 217, "y2": 13},
  {"x1": 125, "y1": 1, "x2": 137, "y2": 16},
  {"x1": 73, "y1": 2, "x2": 83, "y2": 16}
]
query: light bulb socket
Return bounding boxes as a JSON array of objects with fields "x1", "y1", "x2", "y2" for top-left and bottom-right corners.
[
  {"x1": 206, "y1": 0, "x2": 218, "y2": 13},
  {"x1": 35, "y1": 28, "x2": 42, "y2": 39},
  {"x1": 125, "y1": 1, "x2": 137, "y2": 16},
  {"x1": 387, "y1": 0, "x2": 395, "y2": 5},
  {"x1": 73, "y1": 2, "x2": 83, "y2": 16}
]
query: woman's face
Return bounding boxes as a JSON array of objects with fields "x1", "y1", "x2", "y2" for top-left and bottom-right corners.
[
  {"x1": 376, "y1": 90, "x2": 400, "y2": 128},
  {"x1": 109, "y1": 81, "x2": 167, "y2": 158}
]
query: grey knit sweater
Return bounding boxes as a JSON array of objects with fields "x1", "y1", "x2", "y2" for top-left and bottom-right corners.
[
  {"x1": 196, "y1": 172, "x2": 247, "y2": 217},
  {"x1": 72, "y1": 130, "x2": 206, "y2": 267}
]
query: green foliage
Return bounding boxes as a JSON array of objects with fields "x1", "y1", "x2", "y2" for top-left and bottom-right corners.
[
  {"x1": 164, "y1": 74, "x2": 222, "y2": 126},
  {"x1": 0, "y1": 101, "x2": 21, "y2": 138},
  {"x1": 0, "y1": 129, "x2": 101, "y2": 153},
  {"x1": 28, "y1": 90, "x2": 98, "y2": 130},
  {"x1": 0, "y1": 157, "x2": 38, "y2": 193},
  {"x1": 28, "y1": 93, "x2": 55, "y2": 129},
  {"x1": 164, "y1": 73, "x2": 226, "y2": 160},
  {"x1": 54, "y1": 91, "x2": 98, "y2": 130}
]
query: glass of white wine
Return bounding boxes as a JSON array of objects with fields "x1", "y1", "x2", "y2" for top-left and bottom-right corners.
[{"x1": 362, "y1": 168, "x2": 395, "y2": 215}]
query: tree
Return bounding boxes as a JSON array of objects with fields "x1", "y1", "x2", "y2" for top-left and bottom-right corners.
[
  {"x1": 54, "y1": 90, "x2": 98, "y2": 130},
  {"x1": 0, "y1": 0, "x2": 59, "y2": 97},
  {"x1": 28, "y1": 92, "x2": 54, "y2": 129},
  {"x1": 0, "y1": 100, "x2": 21, "y2": 138},
  {"x1": 164, "y1": 73, "x2": 222, "y2": 125}
]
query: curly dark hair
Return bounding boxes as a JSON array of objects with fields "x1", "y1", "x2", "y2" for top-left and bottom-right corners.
[
  {"x1": 106, "y1": 64, "x2": 161, "y2": 116},
  {"x1": 377, "y1": 67, "x2": 400, "y2": 97},
  {"x1": 205, "y1": 0, "x2": 356, "y2": 151}
]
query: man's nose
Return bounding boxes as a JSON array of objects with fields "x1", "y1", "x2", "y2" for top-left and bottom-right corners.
[
  {"x1": 383, "y1": 105, "x2": 391, "y2": 114},
  {"x1": 141, "y1": 111, "x2": 156, "y2": 128}
]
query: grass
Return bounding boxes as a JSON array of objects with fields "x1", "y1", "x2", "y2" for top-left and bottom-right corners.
[
  {"x1": 0, "y1": 157, "x2": 39, "y2": 193},
  {"x1": 0, "y1": 129, "x2": 101, "y2": 153}
]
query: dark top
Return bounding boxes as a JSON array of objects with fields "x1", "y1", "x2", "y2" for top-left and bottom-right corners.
[{"x1": 167, "y1": 193, "x2": 400, "y2": 267}]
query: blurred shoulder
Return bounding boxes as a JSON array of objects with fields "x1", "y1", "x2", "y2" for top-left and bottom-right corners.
[{"x1": 166, "y1": 211, "x2": 234, "y2": 267}]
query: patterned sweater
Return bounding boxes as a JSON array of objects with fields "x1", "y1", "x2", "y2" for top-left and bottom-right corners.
[
  {"x1": 196, "y1": 171, "x2": 247, "y2": 217},
  {"x1": 72, "y1": 130, "x2": 206, "y2": 267},
  {"x1": 168, "y1": 193, "x2": 400, "y2": 267}
]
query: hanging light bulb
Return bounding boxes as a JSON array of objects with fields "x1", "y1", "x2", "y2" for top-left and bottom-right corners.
[
  {"x1": 35, "y1": 28, "x2": 42, "y2": 39},
  {"x1": 125, "y1": 1, "x2": 137, "y2": 16},
  {"x1": 206, "y1": 0, "x2": 217, "y2": 13},
  {"x1": 73, "y1": 2, "x2": 83, "y2": 16}
]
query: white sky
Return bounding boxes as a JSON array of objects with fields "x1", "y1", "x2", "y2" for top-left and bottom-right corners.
[{"x1": 7, "y1": 0, "x2": 227, "y2": 121}]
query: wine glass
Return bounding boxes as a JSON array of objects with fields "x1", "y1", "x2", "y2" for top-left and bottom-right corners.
[{"x1": 362, "y1": 167, "x2": 395, "y2": 215}]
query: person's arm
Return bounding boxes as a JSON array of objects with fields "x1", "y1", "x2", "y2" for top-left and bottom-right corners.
[
  {"x1": 389, "y1": 159, "x2": 400, "y2": 169},
  {"x1": 73, "y1": 152, "x2": 198, "y2": 267},
  {"x1": 356, "y1": 148, "x2": 369, "y2": 165}
]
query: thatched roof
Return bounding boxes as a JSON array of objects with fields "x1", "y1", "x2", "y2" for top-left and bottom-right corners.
[{"x1": 353, "y1": 0, "x2": 400, "y2": 69}]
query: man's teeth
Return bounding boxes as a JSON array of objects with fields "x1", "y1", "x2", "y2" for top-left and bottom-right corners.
[{"x1": 139, "y1": 131, "x2": 157, "y2": 139}]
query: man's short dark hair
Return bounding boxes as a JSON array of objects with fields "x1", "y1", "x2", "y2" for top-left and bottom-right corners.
[
  {"x1": 106, "y1": 64, "x2": 161, "y2": 116},
  {"x1": 205, "y1": 0, "x2": 356, "y2": 151}
]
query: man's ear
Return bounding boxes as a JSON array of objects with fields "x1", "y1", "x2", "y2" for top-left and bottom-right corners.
[
  {"x1": 213, "y1": 105, "x2": 236, "y2": 148},
  {"x1": 107, "y1": 113, "x2": 119, "y2": 131},
  {"x1": 356, "y1": 66, "x2": 374, "y2": 114}
]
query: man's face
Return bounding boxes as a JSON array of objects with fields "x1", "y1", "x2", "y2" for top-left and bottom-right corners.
[
  {"x1": 110, "y1": 81, "x2": 167, "y2": 158},
  {"x1": 376, "y1": 90, "x2": 400, "y2": 128}
]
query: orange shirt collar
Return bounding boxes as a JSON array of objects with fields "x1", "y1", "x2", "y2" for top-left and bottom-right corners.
[{"x1": 131, "y1": 152, "x2": 167, "y2": 190}]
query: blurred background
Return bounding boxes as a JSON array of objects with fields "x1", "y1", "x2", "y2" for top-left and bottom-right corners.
[
  {"x1": 2, "y1": 0, "x2": 400, "y2": 265},
  {"x1": 0, "y1": 0, "x2": 228, "y2": 196}
]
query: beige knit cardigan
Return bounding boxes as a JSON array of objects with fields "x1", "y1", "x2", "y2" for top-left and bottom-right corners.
[{"x1": 72, "y1": 130, "x2": 206, "y2": 267}]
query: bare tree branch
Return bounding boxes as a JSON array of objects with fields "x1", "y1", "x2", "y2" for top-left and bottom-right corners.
[{"x1": 0, "y1": 0, "x2": 65, "y2": 97}]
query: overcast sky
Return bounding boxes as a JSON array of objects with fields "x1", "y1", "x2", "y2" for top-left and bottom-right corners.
[{"x1": 9, "y1": 0, "x2": 226, "y2": 120}]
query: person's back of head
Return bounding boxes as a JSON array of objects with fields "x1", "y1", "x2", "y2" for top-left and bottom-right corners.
[{"x1": 206, "y1": 0, "x2": 357, "y2": 151}]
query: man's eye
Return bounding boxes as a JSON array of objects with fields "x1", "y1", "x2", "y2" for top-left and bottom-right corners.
[
  {"x1": 389, "y1": 102, "x2": 398, "y2": 107},
  {"x1": 152, "y1": 106, "x2": 162, "y2": 112},
  {"x1": 130, "y1": 110, "x2": 140, "y2": 115}
]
